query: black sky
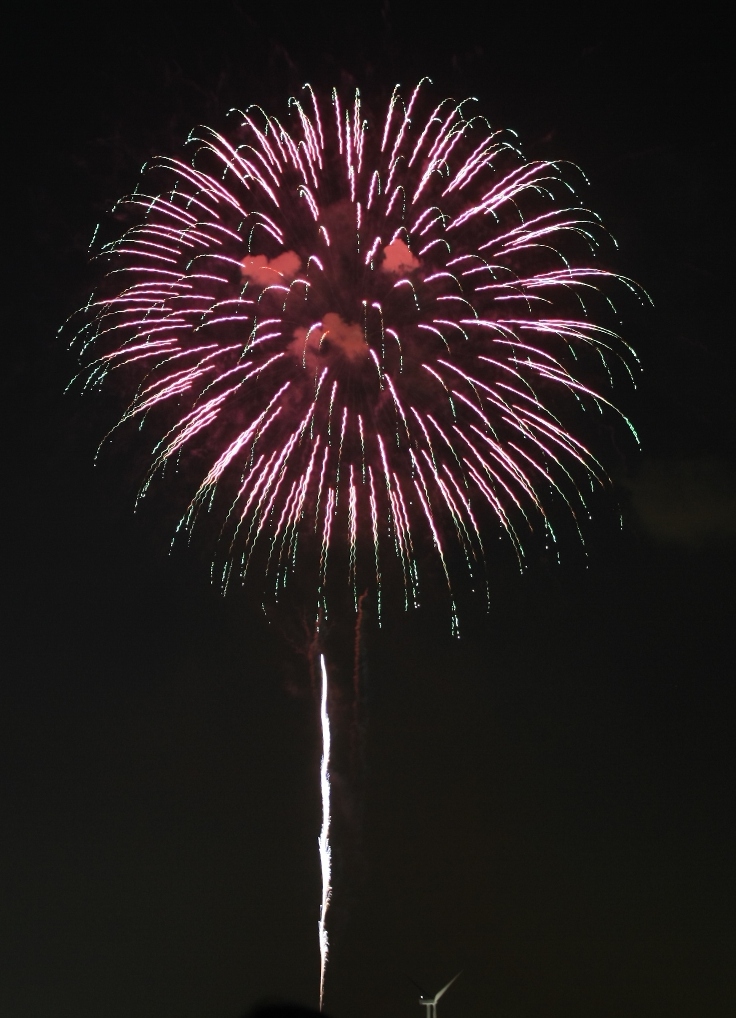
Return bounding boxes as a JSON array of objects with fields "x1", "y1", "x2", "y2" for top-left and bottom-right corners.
[{"x1": 4, "y1": 3, "x2": 734, "y2": 1016}]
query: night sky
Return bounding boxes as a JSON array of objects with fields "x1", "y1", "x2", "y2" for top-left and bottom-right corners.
[{"x1": 4, "y1": 4, "x2": 734, "y2": 1017}]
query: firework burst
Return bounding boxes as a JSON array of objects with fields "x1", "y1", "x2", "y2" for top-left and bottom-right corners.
[{"x1": 69, "y1": 80, "x2": 641, "y2": 631}]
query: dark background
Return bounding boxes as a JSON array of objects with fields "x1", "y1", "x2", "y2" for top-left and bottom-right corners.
[{"x1": 4, "y1": 3, "x2": 734, "y2": 1016}]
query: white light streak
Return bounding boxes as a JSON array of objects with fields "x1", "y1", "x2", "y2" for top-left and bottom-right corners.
[{"x1": 317, "y1": 653, "x2": 332, "y2": 1010}]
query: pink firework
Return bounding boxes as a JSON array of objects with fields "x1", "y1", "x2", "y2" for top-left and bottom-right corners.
[{"x1": 70, "y1": 81, "x2": 640, "y2": 630}]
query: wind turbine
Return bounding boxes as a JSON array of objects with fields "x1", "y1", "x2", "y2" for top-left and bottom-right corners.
[{"x1": 417, "y1": 972, "x2": 462, "y2": 1018}]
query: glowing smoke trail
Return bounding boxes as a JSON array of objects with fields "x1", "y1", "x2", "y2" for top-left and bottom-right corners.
[{"x1": 318, "y1": 653, "x2": 331, "y2": 1009}]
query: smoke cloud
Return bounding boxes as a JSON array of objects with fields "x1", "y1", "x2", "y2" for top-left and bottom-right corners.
[{"x1": 241, "y1": 251, "x2": 301, "y2": 285}]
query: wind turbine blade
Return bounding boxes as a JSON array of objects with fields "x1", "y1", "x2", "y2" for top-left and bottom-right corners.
[
  {"x1": 433, "y1": 971, "x2": 462, "y2": 1003},
  {"x1": 408, "y1": 975, "x2": 428, "y2": 998}
]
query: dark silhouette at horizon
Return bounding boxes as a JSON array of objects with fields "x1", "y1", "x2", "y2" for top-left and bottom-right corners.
[{"x1": 246, "y1": 1003, "x2": 332, "y2": 1018}]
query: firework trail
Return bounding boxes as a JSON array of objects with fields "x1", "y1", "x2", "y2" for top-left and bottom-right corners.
[
  {"x1": 351, "y1": 590, "x2": 369, "y2": 777},
  {"x1": 317, "y1": 653, "x2": 331, "y2": 1010},
  {"x1": 69, "y1": 80, "x2": 642, "y2": 632}
]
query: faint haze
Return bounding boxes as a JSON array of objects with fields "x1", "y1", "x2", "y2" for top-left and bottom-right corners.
[
  {"x1": 247, "y1": 1004, "x2": 329, "y2": 1018},
  {"x1": 625, "y1": 457, "x2": 736, "y2": 545}
]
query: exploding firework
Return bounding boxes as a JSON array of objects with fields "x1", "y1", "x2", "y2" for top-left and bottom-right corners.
[{"x1": 69, "y1": 80, "x2": 641, "y2": 631}]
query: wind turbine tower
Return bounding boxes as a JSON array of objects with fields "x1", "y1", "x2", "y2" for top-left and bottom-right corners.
[{"x1": 418, "y1": 972, "x2": 461, "y2": 1018}]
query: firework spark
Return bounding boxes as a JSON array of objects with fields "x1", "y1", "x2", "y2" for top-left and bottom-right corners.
[
  {"x1": 317, "y1": 653, "x2": 331, "y2": 1010},
  {"x1": 69, "y1": 80, "x2": 642, "y2": 628}
]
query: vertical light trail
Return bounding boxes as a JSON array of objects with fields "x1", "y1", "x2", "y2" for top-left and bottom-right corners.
[{"x1": 318, "y1": 653, "x2": 332, "y2": 1011}]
